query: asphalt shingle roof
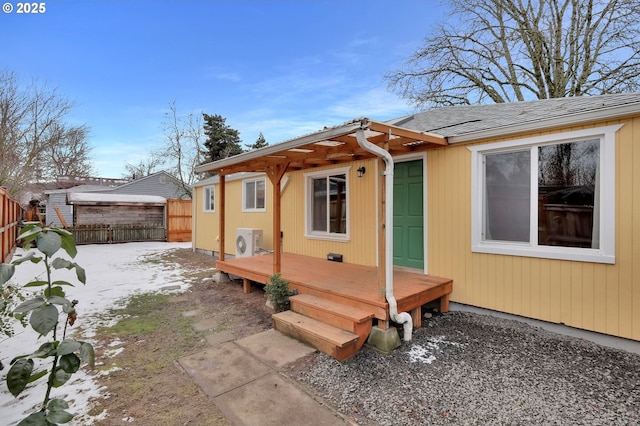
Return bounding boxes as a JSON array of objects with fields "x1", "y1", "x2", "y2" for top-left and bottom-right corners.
[{"x1": 389, "y1": 93, "x2": 640, "y2": 139}]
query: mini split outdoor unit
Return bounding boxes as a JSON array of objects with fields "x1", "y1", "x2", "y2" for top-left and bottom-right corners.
[{"x1": 235, "y1": 228, "x2": 263, "y2": 258}]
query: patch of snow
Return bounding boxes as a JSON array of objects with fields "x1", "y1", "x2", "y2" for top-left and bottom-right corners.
[
  {"x1": 104, "y1": 347, "x2": 124, "y2": 358},
  {"x1": 96, "y1": 366, "x2": 122, "y2": 377},
  {"x1": 0, "y1": 241, "x2": 191, "y2": 426},
  {"x1": 408, "y1": 345, "x2": 438, "y2": 364},
  {"x1": 408, "y1": 336, "x2": 467, "y2": 364}
]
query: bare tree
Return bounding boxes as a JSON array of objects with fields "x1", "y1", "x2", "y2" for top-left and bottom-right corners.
[
  {"x1": 41, "y1": 124, "x2": 94, "y2": 179},
  {"x1": 123, "y1": 156, "x2": 165, "y2": 180},
  {"x1": 0, "y1": 69, "x2": 91, "y2": 195},
  {"x1": 386, "y1": 0, "x2": 640, "y2": 107},
  {"x1": 159, "y1": 101, "x2": 205, "y2": 198}
]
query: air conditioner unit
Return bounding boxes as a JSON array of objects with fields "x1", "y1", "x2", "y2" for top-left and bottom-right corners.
[{"x1": 235, "y1": 228, "x2": 263, "y2": 258}]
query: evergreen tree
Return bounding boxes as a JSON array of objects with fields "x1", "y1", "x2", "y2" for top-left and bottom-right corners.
[
  {"x1": 245, "y1": 132, "x2": 268, "y2": 150},
  {"x1": 202, "y1": 113, "x2": 243, "y2": 162}
]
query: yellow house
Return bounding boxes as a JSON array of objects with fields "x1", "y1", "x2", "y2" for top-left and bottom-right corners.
[
  {"x1": 195, "y1": 93, "x2": 640, "y2": 359},
  {"x1": 192, "y1": 172, "x2": 274, "y2": 257}
]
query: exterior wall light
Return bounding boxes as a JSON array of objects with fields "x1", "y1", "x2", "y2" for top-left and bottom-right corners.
[{"x1": 357, "y1": 166, "x2": 366, "y2": 177}]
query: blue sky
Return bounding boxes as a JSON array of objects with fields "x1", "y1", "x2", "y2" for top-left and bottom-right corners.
[{"x1": 2, "y1": 1, "x2": 443, "y2": 178}]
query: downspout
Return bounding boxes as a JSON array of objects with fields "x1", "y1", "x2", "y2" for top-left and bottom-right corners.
[{"x1": 355, "y1": 127, "x2": 413, "y2": 341}]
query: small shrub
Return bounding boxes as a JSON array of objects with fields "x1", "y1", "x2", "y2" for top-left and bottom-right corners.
[{"x1": 265, "y1": 273, "x2": 292, "y2": 312}]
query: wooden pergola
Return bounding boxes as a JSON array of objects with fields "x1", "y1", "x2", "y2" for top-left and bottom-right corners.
[{"x1": 195, "y1": 118, "x2": 447, "y2": 300}]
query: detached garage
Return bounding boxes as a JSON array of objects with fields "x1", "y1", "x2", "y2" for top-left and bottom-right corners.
[{"x1": 67, "y1": 193, "x2": 166, "y2": 243}]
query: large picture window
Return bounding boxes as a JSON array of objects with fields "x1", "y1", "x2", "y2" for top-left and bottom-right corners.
[
  {"x1": 243, "y1": 177, "x2": 266, "y2": 212},
  {"x1": 470, "y1": 126, "x2": 619, "y2": 264},
  {"x1": 203, "y1": 186, "x2": 215, "y2": 212},
  {"x1": 305, "y1": 167, "x2": 350, "y2": 240}
]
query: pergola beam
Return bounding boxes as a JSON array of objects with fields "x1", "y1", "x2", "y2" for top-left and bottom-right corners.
[{"x1": 197, "y1": 119, "x2": 447, "y2": 177}]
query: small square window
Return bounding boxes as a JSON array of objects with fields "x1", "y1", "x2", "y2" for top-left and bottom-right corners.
[{"x1": 243, "y1": 178, "x2": 266, "y2": 212}]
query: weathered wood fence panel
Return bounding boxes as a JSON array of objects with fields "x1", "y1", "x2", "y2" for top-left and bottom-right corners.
[
  {"x1": 167, "y1": 199, "x2": 192, "y2": 242},
  {"x1": 75, "y1": 205, "x2": 165, "y2": 226},
  {"x1": 69, "y1": 224, "x2": 166, "y2": 245},
  {"x1": 1, "y1": 188, "x2": 23, "y2": 263}
]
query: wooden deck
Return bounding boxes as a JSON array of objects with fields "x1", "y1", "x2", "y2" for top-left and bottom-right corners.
[{"x1": 216, "y1": 253, "x2": 453, "y2": 327}]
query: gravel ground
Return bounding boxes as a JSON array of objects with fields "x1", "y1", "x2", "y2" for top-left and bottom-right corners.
[{"x1": 284, "y1": 312, "x2": 640, "y2": 425}]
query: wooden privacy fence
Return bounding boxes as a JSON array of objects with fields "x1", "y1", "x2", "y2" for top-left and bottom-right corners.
[
  {"x1": 1, "y1": 187, "x2": 23, "y2": 263},
  {"x1": 69, "y1": 224, "x2": 166, "y2": 245},
  {"x1": 167, "y1": 199, "x2": 192, "y2": 242}
]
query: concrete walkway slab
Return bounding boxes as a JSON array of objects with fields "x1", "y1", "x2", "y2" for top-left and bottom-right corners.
[
  {"x1": 177, "y1": 342, "x2": 271, "y2": 397},
  {"x1": 179, "y1": 329, "x2": 351, "y2": 425},
  {"x1": 215, "y1": 372, "x2": 346, "y2": 426},
  {"x1": 193, "y1": 317, "x2": 220, "y2": 331},
  {"x1": 236, "y1": 329, "x2": 317, "y2": 368},
  {"x1": 205, "y1": 330, "x2": 236, "y2": 346}
]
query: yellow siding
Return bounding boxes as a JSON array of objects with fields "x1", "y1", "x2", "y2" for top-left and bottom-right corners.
[
  {"x1": 281, "y1": 159, "x2": 379, "y2": 266},
  {"x1": 427, "y1": 117, "x2": 640, "y2": 341},
  {"x1": 193, "y1": 176, "x2": 273, "y2": 256},
  {"x1": 193, "y1": 184, "x2": 218, "y2": 251}
]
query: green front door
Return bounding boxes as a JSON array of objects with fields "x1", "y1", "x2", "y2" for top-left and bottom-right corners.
[{"x1": 393, "y1": 160, "x2": 424, "y2": 269}]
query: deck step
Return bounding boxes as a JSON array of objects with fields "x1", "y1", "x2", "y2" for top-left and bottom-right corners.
[
  {"x1": 273, "y1": 310, "x2": 360, "y2": 361},
  {"x1": 289, "y1": 294, "x2": 374, "y2": 356},
  {"x1": 291, "y1": 294, "x2": 375, "y2": 324}
]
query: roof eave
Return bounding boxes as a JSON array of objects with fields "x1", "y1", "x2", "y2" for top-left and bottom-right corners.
[
  {"x1": 191, "y1": 171, "x2": 266, "y2": 188},
  {"x1": 448, "y1": 102, "x2": 640, "y2": 143}
]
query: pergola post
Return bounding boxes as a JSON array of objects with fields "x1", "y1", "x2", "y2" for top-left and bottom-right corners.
[
  {"x1": 266, "y1": 162, "x2": 289, "y2": 275},
  {"x1": 218, "y1": 174, "x2": 225, "y2": 261}
]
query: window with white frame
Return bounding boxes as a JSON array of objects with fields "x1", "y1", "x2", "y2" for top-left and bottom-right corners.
[
  {"x1": 469, "y1": 125, "x2": 619, "y2": 264},
  {"x1": 242, "y1": 177, "x2": 266, "y2": 212},
  {"x1": 305, "y1": 167, "x2": 350, "y2": 240},
  {"x1": 203, "y1": 186, "x2": 215, "y2": 212}
]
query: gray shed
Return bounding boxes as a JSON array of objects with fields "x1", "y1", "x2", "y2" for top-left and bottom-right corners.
[
  {"x1": 67, "y1": 193, "x2": 166, "y2": 226},
  {"x1": 44, "y1": 185, "x2": 111, "y2": 227},
  {"x1": 66, "y1": 193, "x2": 167, "y2": 243}
]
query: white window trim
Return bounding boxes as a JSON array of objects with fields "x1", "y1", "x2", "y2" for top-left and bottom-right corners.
[
  {"x1": 242, "y1": 177, "x2": 267, "y2": 212},
  {"x1": 469, "y1": 125, "x2": 620, "y2": 264},
  {"x1": 304, "y1": 166, "x2": 351, "y2": 242},
  {"x1": 203, "y1": 185, "x2": 215, "y2": 213}
]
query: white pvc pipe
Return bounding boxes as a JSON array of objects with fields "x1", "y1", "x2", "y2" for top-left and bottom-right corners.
[{"x1": 355, "y1": 127, "x2": 413, "y2": 341}]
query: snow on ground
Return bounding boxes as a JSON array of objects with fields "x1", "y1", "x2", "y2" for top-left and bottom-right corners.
[
  {"x1": 408, "y1": 335, "x2": 468, "y2": 364},
  {"x1": 0, "y1": 241, "x2": 193, "y2": 426}
]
